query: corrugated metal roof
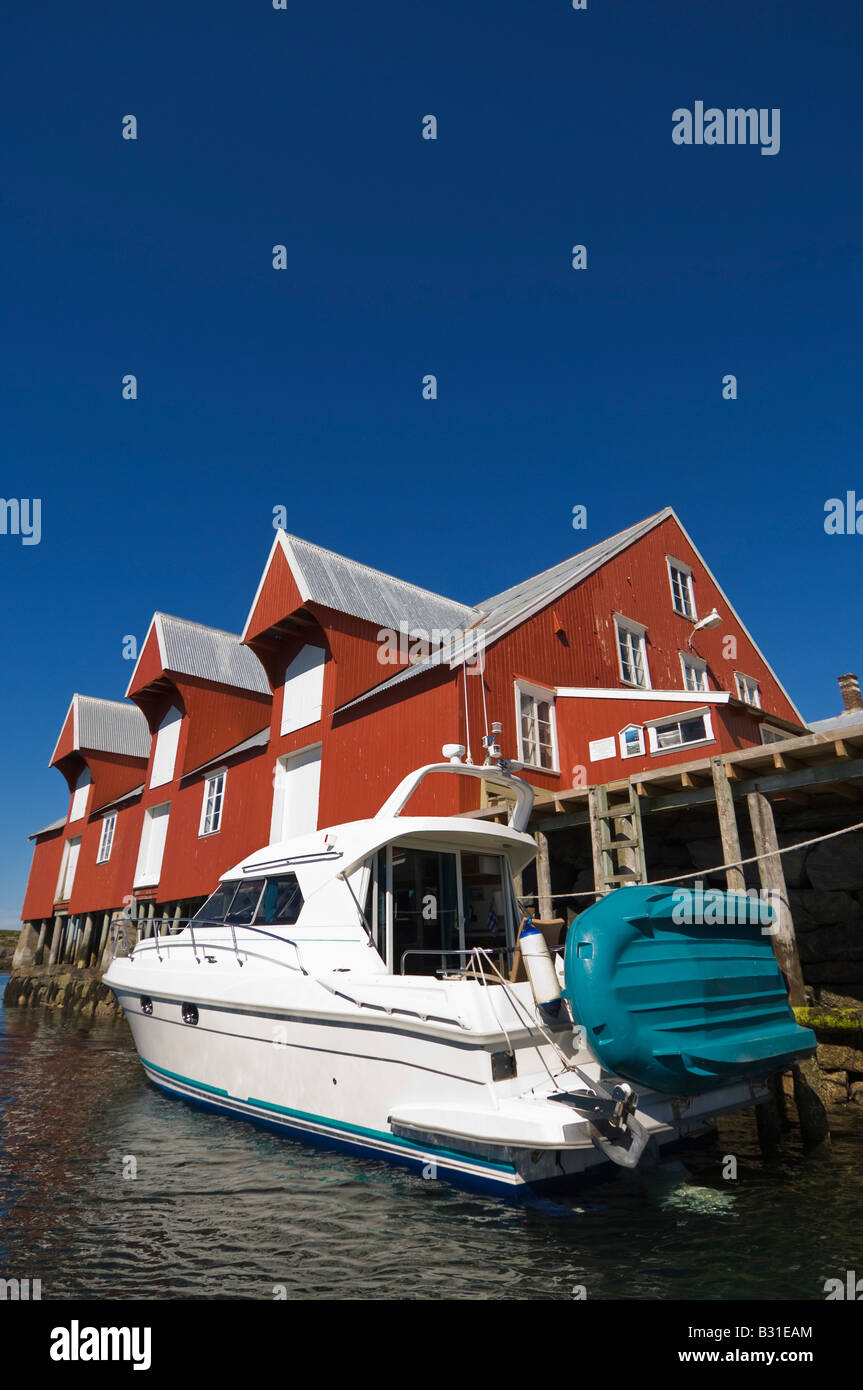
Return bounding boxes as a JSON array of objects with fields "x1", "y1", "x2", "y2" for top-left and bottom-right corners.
[
  {"x1": 75, "y1": 695, "x2": 152, "y2": 758},
  {"x1": 284, "y1": 533, "x2": 476, "y2": 635},
  {"x1": 28, "y1": 816, "x2": 66, "y2": 840},
  {"x1": 476, "y1": 510, "x2": 673, "y2": 626},
  {"x1": 183, "y1": 726, "x2": 271, "y2": 780},
  {"x1": 336, "y1": 511, "x2": 673, "y2": 712},
  {"x1": 157, "y1": 614, "x2": 270, "y2": 694}
]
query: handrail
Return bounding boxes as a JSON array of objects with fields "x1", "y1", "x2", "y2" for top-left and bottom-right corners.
[{"x1": 110, "y1": 917, "x2": 308, "y2": 974}]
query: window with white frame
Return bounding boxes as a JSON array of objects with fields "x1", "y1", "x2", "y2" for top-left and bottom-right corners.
[
  {"x1": 199, "y1": 770, "x2": 226, "y2": 837},
  {"x1": 646, "y1": 707, "x2": 715, "y2": 753},
  {"x1": 515, "y1": 681, "x2": 559, "y2": 771},
  {"x1": 735, "y1": 672, "x2": 761, "y2": 708},
  {"x1": 680, "y1": 651, "x2": 709, "y2": 693},
  {"x1": 56, "y1": 837, "x2": 82, "y2": 901},
  {"x1": 760, "y1": 724, "x2": 787, "y2": 745},
  {"x1": 668, "y1": 557, "x2": 697, "y2": 620},
  {"x1": 619, "y1": 724, "x2": 645, "y2": 758},
  {"x1": 615, "y1": 616, "x2": 651, "y2": 689},
  {"x1": 96, "y1": 813, "x2": 116, "y2": 864}
]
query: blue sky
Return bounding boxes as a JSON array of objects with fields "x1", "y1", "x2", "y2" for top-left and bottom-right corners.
[{"x1": 1, "y1": 1, "x2": 861, "y2": 927}]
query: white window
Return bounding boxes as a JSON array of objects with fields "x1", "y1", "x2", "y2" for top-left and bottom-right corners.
[
  {"x1": 760, "y1": 724, "x2": 787, "y2": 745},
  {"x1": 515, "y1": 681, "x2": 559, "y2": 771},
  {"x1": 667, "y1": 557, "x2": 697, "y2": 620},
  {"x1": 150, "y1": 706, "x2": 182, "y2": 788},
  {"x1": 134, "y1": 803, "x2": 171, "y2": 888},
  {"x1": 69, "y1": 768, "x2": 91, "y2": 822},
  {"x1": 281, "y1": 645, "x2": 326, "y2": 736},
  {"x1": 619, "y1": 725, "x2": 645, "y2": 758},
  {"x1": 735, "y1": 672, "x2": 761, "y2": 708},
  {"x1": 56, "y1": 837, "x2": 82, "y2": 901},
  {"x1": 646, "y1": 707, "x2": 715, "y2": 754},
  {"x1": 615, "y1": 616, "x2": 651, "y2": 689},
  {"x1": 680, "y1": 652, "x2": 709, "y2": 693},
  {"x1": 199, "y1": 770, "x2": 226, "y2": 836},
  {"x1": 96, "y1": 813, "x2": 117, "y2": 864},
  {"x1": 270, "y1": 744, "x2": 322, "y2": 844}
]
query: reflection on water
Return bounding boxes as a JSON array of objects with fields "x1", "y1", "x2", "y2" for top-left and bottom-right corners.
[{"x1": 2, "y1": 974, "x2": 862, "y2": 1301}]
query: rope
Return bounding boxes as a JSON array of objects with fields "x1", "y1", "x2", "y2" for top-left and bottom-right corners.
[{"x1": 518, "y1": 816, "x2": 863, "y2": 903}]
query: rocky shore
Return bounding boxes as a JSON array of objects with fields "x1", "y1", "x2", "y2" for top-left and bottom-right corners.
[{"x1": 3, "y1": 965, "x2": 123, "y2": 1021}]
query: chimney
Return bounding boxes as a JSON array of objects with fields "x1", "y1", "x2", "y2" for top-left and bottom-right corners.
[{"x1": 838, "y1": 673, "x2": 863, "y2": 713}]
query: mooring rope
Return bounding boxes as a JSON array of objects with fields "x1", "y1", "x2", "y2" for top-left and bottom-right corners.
[{"x1": 518, "y1": 816, "x2": 863, "y2": 903}]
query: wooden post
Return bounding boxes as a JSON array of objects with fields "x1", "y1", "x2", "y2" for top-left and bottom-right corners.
[
  {"x1": 711, "y1": 757, "x2": 745, "y2": 892},
  {"x1": 48, "y1": 915, "x2": 64, "y2": 966},
  {"x1": 747, "y1": 790, "x2": 830, "y2": 1152},
  {"x1": 746, "y1": 791, "x2": 805, "y2": 1004},
  {"x1": 588, "y1": 787, "x2": 607, "y2": 895},
  {"x1": 35, "y1": 919, "x2": 49, "y2": 965},
  {"x1": 535, "y1": 829, "x2": 553, "y2": 920},
  {"x1": 76, "y1": 915, "x2": 94, "y2": 967}
]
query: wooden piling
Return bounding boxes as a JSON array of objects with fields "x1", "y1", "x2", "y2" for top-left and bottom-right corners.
[{"x1": 711, "y1": 758, "x2": 745, "y2": 892}]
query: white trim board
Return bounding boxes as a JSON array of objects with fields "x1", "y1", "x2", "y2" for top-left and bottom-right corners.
[{"x1": 556, "y1": 687, "x2": 732, "y2": 704}]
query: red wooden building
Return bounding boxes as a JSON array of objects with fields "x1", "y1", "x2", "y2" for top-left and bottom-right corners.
[{"x1": 17, "y1": 507, "x2": 805, "y2": 965}]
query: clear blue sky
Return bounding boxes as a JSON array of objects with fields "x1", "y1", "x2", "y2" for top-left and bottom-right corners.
[{"x1": 1, "y1": 1, "x2": 861, "y2": 928}]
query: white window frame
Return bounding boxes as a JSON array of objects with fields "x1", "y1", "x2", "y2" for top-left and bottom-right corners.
[
  {"x1": 96, "y1": 813, "x2": 117, "y2": 864},
  {"x1": 199, "y1": 769, "x2": 227, "y2": 837},
  {"x1": 514, "y1": 679, "x2": 559, "y2": 773},
  {"x1": 760, "y1": 724, "x2": 788, "y2": 745},
  {"x1": 680, "y1": 651, "x2": 709, "y2": 693},
  {"x1": 667, "y1": 556, "x2": 697, "y2": 621},
  {"x1": 645, "y1": 706, "x2": 715, "y2": 755},
  {"x1": 619, "y1": 724, "x2": 645, "y2": 758},
  {"x1": 735, "y1": 671, "x2": 762, "y2": 708},
  {"x1": 614, "y1": 615, "x2": 651, "y2": 689}
]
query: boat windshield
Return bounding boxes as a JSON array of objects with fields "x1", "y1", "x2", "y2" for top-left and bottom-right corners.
[{"x1": 191, "y1": 874, "x2": 304, "y2": 928}]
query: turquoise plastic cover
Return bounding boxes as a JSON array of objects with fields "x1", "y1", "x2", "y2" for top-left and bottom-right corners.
[{"x1": 563, "y1": 885, "x2": 816, "y2": 1096}]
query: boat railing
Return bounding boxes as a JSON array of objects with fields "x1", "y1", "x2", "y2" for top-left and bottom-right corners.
[
  {"x1": 109, "y1": 916, "x2": 308, "y2": 975},
  {"x1": 399, "y1": 946, "x2": 514, "y2": 977}
]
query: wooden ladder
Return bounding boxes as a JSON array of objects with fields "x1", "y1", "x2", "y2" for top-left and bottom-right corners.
[{"x1": 588, "y1": 785, "x2": 647, "y2": 895}]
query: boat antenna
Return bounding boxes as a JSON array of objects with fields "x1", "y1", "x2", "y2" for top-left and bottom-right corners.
[{"x1": 461, "y1": 656, "x2": 474, "y2": 764}]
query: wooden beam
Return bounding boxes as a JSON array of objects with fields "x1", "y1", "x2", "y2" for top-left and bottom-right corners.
[
  {"x1": 835, "y1": 739, "x2": 851, "y2": 759},
  {"x1": 773, "y1": 752, "x2": 804, "y2": 771}
]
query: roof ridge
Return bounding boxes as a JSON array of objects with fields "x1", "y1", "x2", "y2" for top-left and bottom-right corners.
[
  {"x1": 475, "y1": 508, "x2": 672, "y2": 610},
  {"x1": 282, "y1": 532, "x2": 477, "y2": 615},
  {"x1": 154, "y1": 611, "x2": 247, "y2": 642}
]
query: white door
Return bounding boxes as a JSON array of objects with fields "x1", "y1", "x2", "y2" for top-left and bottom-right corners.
[
  {"x1": 270, "y1": 745, "x2": 322, "y2": 843},
  {"x1": 56, "y1": 837, "x2": 82, "y2": 901},
  {"x1": 150, "y1": 707, "x2": 182, "y2": 788},
  {"x1": 69, "y1": 768, "x2": 91, "y2": 822},
  {"x1": 281, "y1": 646, "x2": 326, "y2": 735},
  {"x1": 134, "y1": 803, "x2": 171, "y2": 887}
]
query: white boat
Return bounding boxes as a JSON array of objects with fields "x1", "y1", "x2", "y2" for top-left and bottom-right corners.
[{"x1": 105, "y1": 748, "x2": 815, "y2": 1198}]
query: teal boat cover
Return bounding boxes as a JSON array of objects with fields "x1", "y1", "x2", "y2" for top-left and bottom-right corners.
[{"x1": 563, "y1": 885, "x2": 816, "y2": 1096}]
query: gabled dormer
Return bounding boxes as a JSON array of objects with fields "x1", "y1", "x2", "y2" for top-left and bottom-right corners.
[{"x1": 50, "y1": 694, "x2": 151, "y2": 818}]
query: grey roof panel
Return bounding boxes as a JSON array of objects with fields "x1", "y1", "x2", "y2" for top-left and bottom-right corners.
[
  {"x1": 336, "y1": 511, "x2": 672, "y2": 712},
  {"x1": 76, "y1": 696, "x2": 151, "y2": 759},
  {"x1": 286, "y1": 534, "x2": 476, "y2": 635},
  {"x1": 28, "y1": 816, "x2": 67, "y2": 840},
  {"x1": 476, "y1": 510, "x2": 673, "y2": 625},
  {"x1": 157, "y1": 614, "x2": 271, "y2": 695}
]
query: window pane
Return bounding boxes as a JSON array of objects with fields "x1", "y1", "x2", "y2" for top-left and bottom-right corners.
[{"x1": 226, "y1": 880, "x2": 265, "y2": 924}]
